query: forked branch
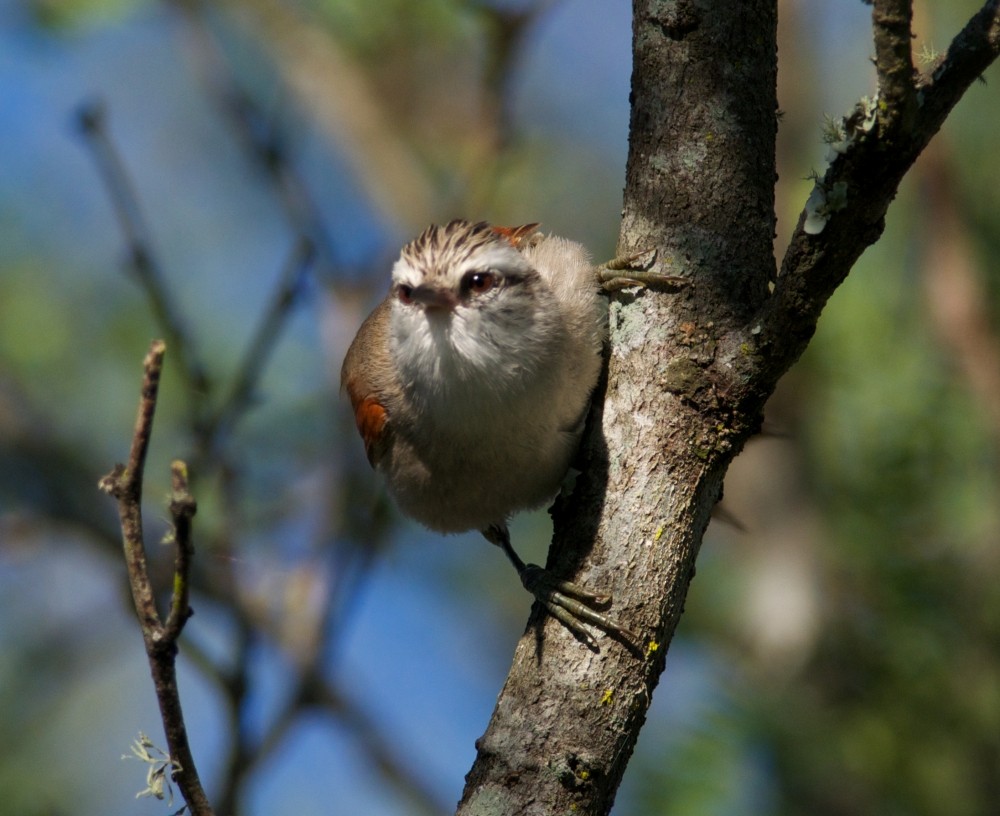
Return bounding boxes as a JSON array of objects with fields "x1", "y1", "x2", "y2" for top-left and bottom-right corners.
[
  {"x1": 753, "y1": 0, "x2": 1000, "y2": 392},
  {"x1": 99, "y1": 340, "x2": 214, "y2": 816}
]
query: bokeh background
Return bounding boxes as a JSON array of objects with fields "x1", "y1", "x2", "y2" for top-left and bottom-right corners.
[{"x1": 2, "y1": 1, "x2": 999, "y2": 814}]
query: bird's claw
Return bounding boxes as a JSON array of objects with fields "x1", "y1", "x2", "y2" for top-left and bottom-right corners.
[
  {"x1": 519, "y1": 563, "x2": 637, "y2": 647},
  {"x1": 597, "y1": 248, "x2": 687, "y2": 292}
]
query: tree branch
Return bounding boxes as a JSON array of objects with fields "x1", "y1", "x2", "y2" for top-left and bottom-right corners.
[
  {"x1": 76, "y1": 104, "x2": 211, "y2": 432},
  {"x1": 873, "y1": 0, "x2": 917, "y2": 132},
  {"x1": 169, "y1": 0, "x2": 342, "y2": 276},
  {"x1": 750, "y1": 0, "x2": 1000, "y2": 395},
  {"x1": 98, "y1": 340, "x2": 166, "y2": 635},
  {"x1": 164, "y1": 460, "x2": 197, "y2": 639},
  {"x1": 205, "y1": 237, "x2": 315, "y2": 456},
  {"x1": 99, "y1": 341, "x2": 215, "y2": 816},
  {"x1": 78, "y1": 92, "x2": 319, "y2": 474}
]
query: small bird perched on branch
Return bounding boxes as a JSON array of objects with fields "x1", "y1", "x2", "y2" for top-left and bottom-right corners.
[{"x1": 342, "y1": 219, "x2": 678, "y2": 646}]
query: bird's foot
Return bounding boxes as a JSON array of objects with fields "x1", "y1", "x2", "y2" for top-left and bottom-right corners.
[
  {"x1": 597, "y1": 247, "x2": 687, "y2": 291},
  {"x1": 518, "y1": 563, "x2": 636, "y2": 649}
]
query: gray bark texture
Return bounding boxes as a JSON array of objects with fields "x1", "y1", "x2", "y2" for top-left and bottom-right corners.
[{"x1": 457, "y1": 1, "x2": 1000, "y2": 814}]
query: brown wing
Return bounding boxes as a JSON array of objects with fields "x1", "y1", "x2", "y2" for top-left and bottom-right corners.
[{"x1": 341, "y1": 297, "x2": 395, "y2": 468}]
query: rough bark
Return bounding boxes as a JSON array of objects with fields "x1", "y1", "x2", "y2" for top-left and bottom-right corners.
[{"x1": 458, "y1": 1, "x2": 1000, "y2": 814}]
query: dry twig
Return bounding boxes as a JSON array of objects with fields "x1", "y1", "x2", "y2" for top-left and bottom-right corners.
[{"x1": 99, "y1": 340, "x2": 214, "y2": 816}]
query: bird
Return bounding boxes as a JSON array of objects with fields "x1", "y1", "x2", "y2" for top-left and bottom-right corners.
[{"x1": 341, "y1": 219, "x2": 678, "y2": 645}]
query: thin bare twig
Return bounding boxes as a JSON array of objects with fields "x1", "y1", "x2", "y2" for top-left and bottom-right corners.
[
  {"x1": 76, "y1": 102, "x2": 211, "y2": 434},
  {"x1": 169, "y1": 0, "x2": 340, "y2": 276},
  {"x1": 77, "y1": 94, "x2": 318, "y2": 475},
  {"x1": 97, "y1": 340, "x2": 165, "y2": 633},
  {"x1": 99, "y1": 340, "x2": 215, "y2": 816},
  {"x1": 165, "y1": 460, "x2": 198, "y2": 639},
  {"x1": 206, "y1": 237, "x2": 316, "y2": 455}
]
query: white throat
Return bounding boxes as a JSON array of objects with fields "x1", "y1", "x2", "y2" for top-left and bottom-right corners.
[{"x1": 390, "y1": 293, "x2": 559, "y2": 408}]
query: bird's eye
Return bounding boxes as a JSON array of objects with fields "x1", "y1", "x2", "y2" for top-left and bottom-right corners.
[
  {"x1": 461, "y1": 271, "x2": 497, "y2": 297},
  {"x1": 397, "y1": 284, "x2": 414, "y2": 304}
]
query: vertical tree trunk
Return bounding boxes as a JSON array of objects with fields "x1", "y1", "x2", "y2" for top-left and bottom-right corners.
[{"x1": 458, "y1": 3, "x2": 778, "y2": 814}]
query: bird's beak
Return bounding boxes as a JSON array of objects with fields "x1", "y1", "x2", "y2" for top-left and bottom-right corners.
[{"x1": 411, "y1": 284, "x2": 458, "y2": 313}]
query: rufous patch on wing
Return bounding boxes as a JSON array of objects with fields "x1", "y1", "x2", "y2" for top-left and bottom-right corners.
[
  {"x1": 352, "y1": 395, "x2": 388, "y2": 466},
  {"x1": 491, "y1": 223, "x2": 540, "y2": 248}
]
